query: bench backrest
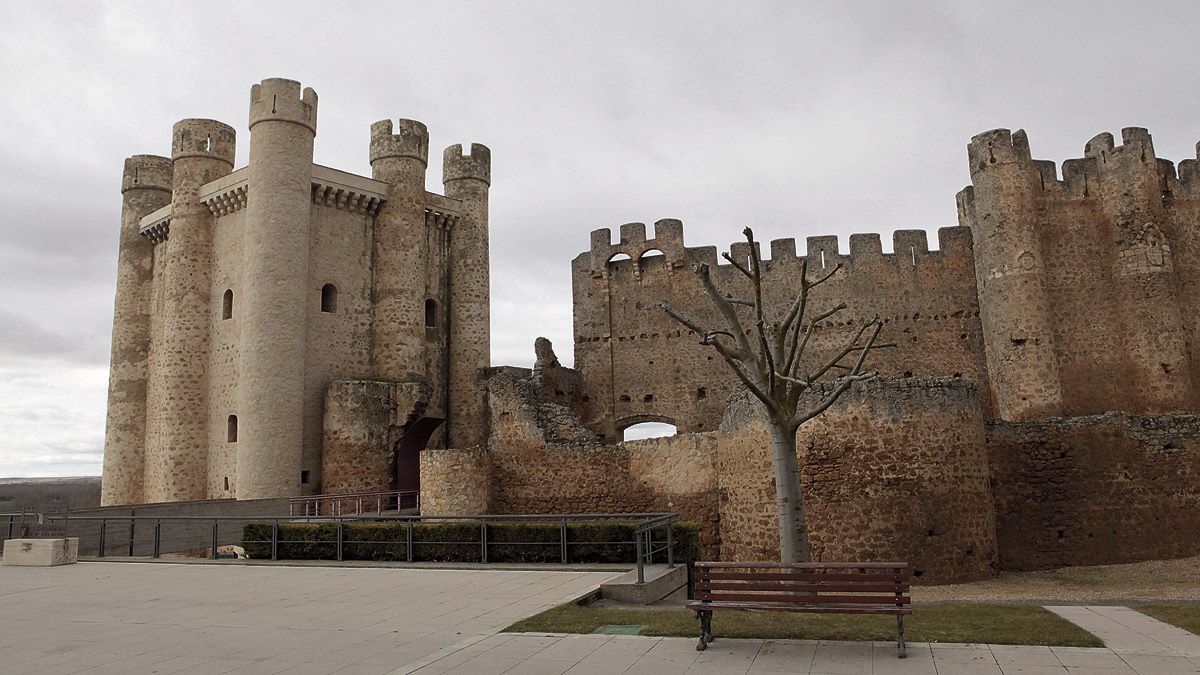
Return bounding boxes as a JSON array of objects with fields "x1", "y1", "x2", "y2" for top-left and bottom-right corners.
[{"x1": 694, "y1": 561, "x2": 911, "y2": 607}]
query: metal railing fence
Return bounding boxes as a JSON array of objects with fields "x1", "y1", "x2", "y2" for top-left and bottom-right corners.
[
  {"x1": 42, "y1": 512, "x2": 680, "y2": 583},
  {"x1": 288, "y1": 489, "x2": 420, "y2": 517}
]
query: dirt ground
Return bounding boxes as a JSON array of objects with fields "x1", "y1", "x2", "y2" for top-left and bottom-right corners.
[{"x1": 913, "y1": 554, "x2": 1200, "y2": 604}]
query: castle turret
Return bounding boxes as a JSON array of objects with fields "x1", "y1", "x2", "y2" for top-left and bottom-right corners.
[
  {"x1": 143, "y1": 119, "x2": 235, "y2": 502},
  {"x1": 443, "y1": 144, "x2": 491, "y2": 447},
  {"x1": 1086, "y1": 129, "x2": 1193, "y2": 411},
  {"x1": 236, "y1": 78, "x2": 317, "y2": 499},
  {"x1": 101, "y1": 155, "x2": 172, "y2": 506},
  {"x1": 962, "y1": 129, "x2": 1062, "y2": 420},
  {"x1": 369, "y1": 119, "x2": 430, "y2": 383}
]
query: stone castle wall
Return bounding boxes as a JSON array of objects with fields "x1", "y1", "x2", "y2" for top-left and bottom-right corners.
[
  {"x1": 101, "y1": 79, "x2": 490, "y2": 505},
  {"x1": 573, "y1": 128, "x2": 1200, "y2": 436},
  {"x1": 716, "y1": 378, "x2": 997, "y2": 582},
  {"x1": 987, "y1": 413, "x2": 1200, "y2": 570},
  {"x1": 572, "y1": 222, "x2": 988, "y2": 440}
]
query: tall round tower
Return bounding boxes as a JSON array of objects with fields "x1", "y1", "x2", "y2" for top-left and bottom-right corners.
[
  {"x1": 144, "y1": 120, "x2": 235, "y2": 502},
  {"x1": 235, "y1": 78, "x2": 318, "y2": 499},
  {"x1": 1086, "y1": 129, "x2": 1193, "y2": 412},
  {"x1": 369, "y1": 119, "x2": 430, "y2": 382},
  {"x1": 443, "y1": 144, "x2": 491, "y2": 448},
  {"x1": 965, "y1": 129, "x2": 1062, "y2": 420},
  {"x1": 101, "y1": 154, "x2": 172, "y2": 506}
]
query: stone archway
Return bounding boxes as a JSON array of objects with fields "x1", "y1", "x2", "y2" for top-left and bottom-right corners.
[{"x1": 394, "y1": 417, "x2": 443, "y2": 492}]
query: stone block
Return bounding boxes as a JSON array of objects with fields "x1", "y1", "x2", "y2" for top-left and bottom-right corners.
[{"x1": 2, "y1": 538, "x2": 79, "y2": 566}]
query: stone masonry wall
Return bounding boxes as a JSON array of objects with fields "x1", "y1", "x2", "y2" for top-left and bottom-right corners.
[
  {"x1": 717, "y1": 378, "x2": 997, "y2": 583},
  {"x1": 420, "y1": 447, "x2": 491, "y2": 515},
  {"x1": 322, "y1": 380, "x2": 429, "y2": 496},
  {"x1": 572, "y1": 221, "x2": 988, "y2": 441},
  {"x1": 986, "y1": 413, "x2": 1200, "y2": 570}
]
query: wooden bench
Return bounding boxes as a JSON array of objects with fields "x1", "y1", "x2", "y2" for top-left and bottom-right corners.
[{"x1": 688, "y1": 561, "x2": 912, "y2": 657}]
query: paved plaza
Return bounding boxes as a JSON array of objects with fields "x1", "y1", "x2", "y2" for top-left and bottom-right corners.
[{"x1": 1, "y1": 561, "x2": 1198, "y2": 673}]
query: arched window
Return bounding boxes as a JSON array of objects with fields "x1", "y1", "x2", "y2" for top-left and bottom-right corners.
[
  {"x1": 425, "y1": 298, "x2": 437, "y2": 327},
  {"x1": 222, "y1": 289, "x2": 233, "y2": 320},
  {"x1": 621, "y1": 422, "x2": 677, "y2": 442},
  {"x1": 321, "y1": 284, "x2": 337, "y2": 313},
  {"x1": 227, "y1": 415, "x2": 238, "y2": 443}
]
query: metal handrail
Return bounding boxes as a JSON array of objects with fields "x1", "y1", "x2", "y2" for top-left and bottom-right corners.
[
  {"x1": 42, "y1": 512, "x2": 681, "y2": 581},
  {"x1": 288, "y1": 489, "x2": 420, "y2": 517}
]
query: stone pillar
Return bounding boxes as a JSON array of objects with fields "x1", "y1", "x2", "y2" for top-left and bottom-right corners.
[
  {"x1": 144, "y1": 119, "x2": 235, "y2": 502},
  {"x1": 443, "y1": 144, "x2": 491, "y2": 448},
  {"x1": 100, "y1": 155, "x2": 172, "y2": 506},
  {"x1": 964, "y1": 129, "x2": 1062, "y2": 420},
  {"x1": 236, "y1": 78, "x2": 317, "y2": 499},
  {"x1": 369, "y1": 119, "x2": 429, "y2": 382}
]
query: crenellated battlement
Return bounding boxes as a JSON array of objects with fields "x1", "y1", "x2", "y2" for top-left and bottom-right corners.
[
  {"x1": 121, "y1": 155, "x2": 172, "y2": 194},
  {"x1": 249, "y1": 78, "x2": 318, "y2": 133},
  {"x1": 171, "y1": 119, "x2": 236, "y2": 165},
  {"x1": 442, "y1": 143, "x2": 491, "y2": 185},
  {"x1": 370, "y1": 119, "x2": 429, "y2": 166},
  {"x1": 584, "y1": 218, "x2": 974, "y2": 277}
]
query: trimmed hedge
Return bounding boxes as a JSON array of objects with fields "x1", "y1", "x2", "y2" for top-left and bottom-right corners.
[{"x1": 242, "y1": 521, "x2": 699, "y2": 565}]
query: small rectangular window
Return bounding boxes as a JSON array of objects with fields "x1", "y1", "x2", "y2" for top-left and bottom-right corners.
[
  {"x1": 300, "y1": 470, "x2": 310, "y2": 485},
  {"x1": 227, "y1": 415, "x2": 238, "y2": 443}
]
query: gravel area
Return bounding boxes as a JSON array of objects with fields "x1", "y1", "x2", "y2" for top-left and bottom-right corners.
[{"x1": 913, "y1": 555, "x2": 1200, "y2": 603}]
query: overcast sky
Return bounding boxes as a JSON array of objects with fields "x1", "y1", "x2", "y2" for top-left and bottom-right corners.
[{"x1": 2, "y1": 1, "x2": 1198, "y2": 476}]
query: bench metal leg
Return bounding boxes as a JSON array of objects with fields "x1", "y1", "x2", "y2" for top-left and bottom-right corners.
[
  {"x1": 696, "y1": 610, "x2": 713, "y2": 651},
  {"x1": 896, "y1": 614, "x2": 907, "y2": 658}
]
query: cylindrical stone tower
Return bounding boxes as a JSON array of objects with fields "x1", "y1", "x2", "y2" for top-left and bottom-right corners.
[
  {"x1": 1086, "y1": 129, "x2": 1193, "y2": 412},
  {"x1": 235, "y1": 78, "x2": 317, "y2": 499},
  {"x1": 101, "y1": 155, "x2": 173, "y2": 506},
  {"x1": 443, "y1": 144, "x2": 491, "y2": 448},
  {"x1": 965, "y1": 129, "x2": 1062, "y2": 420},
  {"x1": 369, "y1": 119, "x2": 429, "y2": 382},
  {"x1": 144, "y1": 120, "x2": 235, "y2": 502}
]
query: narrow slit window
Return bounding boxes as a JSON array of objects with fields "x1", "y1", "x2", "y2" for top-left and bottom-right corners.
[
  {"x1": 227, "y1": 415, "x2": 238, "y2": 443},
  {"x1": 425, "y1": 298, "x2": 437, "y2": 327},
  {"x1": 300, "y1": 470, "x2": 310, "y2": 485},
  {"x1": 223, "y1": 476, "x2": 229, "y2": 491},
  {"x1": 321, "y1": 284, "x2": 337, "y2": 313},
  {"x1": 222, "y1": 289, "x2": 233, "y2": 320}
]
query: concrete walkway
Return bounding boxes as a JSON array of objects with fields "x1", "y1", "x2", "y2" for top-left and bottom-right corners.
[
  {"x1": 402, "y1": 631, "x2": 1200, "y2": 674},
  {"x1": 3, "y1": 562, "x2": 1199, "y2": 673}
]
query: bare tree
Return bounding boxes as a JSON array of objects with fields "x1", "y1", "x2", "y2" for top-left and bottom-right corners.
[{"x1": 660, "y1": 227, "x2": 890, "y2": 562}]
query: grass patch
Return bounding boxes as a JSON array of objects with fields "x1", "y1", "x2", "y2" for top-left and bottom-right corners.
[
  {"x1": 504, "y1": 603, "x2": 1102, "y2": 647},
  {"x1": 1135, "y1": 605, "x2": 1200, "y2": 635}
]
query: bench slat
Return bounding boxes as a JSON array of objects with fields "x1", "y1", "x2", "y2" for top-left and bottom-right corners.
[
  {"x1": 697, "y1": 582, "x2": 908, "y2": 594},
  {"x1": 688, "y1": 602, "x2": 912, "y2": 615},
  {"x1": 697, "y1": 592, "x2": 910, "y2": 604},
  {"x1": 698, "y1": 572, "x2": 908, "y2": 583}
]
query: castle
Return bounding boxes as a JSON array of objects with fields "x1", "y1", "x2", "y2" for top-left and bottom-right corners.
[
  {"x1": 101, "y1": 77, "x2": 1200, "y2": 582},
  {"x1": 101, "y1": 78, "x2": 491, "y2": 505}
]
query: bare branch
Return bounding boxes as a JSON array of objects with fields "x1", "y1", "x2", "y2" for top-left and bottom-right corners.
[
  {"x1": 807, "y1": 262, "x2": 843, "y2": 289},
  {"x1": 724, "y1": 296, "x2": 755, "y2": 307},
  {"x1": 742, "y1": 228, "x2": 778, "y2": 398},
  {"x1": 785, "y1": 302, "x2": 848, "y2": 379},
  {"x1": 721, "y1": 251, "x2": 754, "y2": 279},
  {"x1": 694, "y1": 263, "x2": 756, "y2": 359}
]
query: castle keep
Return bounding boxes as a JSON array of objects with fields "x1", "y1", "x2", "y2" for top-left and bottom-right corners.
[
  {"x1": 101, "y1": 78, "x2": 491, "y2": 505},
  {"x1": 101, "y1": 78, "x2": 1200, "y2": 581}
]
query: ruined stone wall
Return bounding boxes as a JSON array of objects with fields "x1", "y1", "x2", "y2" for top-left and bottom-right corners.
[
  {"x1": 717, "y1": 378, "x2": 997, "y2": 583},
  {"x1": 572, "y1": 220, "x2": 988, "y2": 440},
  {"x1": 322, "y1": 380, "x2": 428, "y2": 495},
  {"x1": 986, "y1": 413, "x2": 1200, "y2": 571},
  {"x1": 957, "y1": 128, "x2": 1200, "y2": 420},
  {"x1": 420, "y1": 447, "x2": 491, "y2": 515},
  {"x1": 474, "y1": 372, "x2": 722, "y2": 557}
]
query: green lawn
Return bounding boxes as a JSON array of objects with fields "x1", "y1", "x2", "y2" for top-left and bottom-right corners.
[
  {"x1": 1136, "y1": 605, "x2": 1200, "y2": 636},
  {"x1": 505, "y1": 603, "x2": 1102, "y2": 647}
]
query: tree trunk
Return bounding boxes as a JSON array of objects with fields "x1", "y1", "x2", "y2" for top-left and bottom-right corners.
[{"x1": 770, "y1": 422, "x2": 812, "y2": 563}]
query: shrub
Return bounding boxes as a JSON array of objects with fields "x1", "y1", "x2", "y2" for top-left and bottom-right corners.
[{"x1": 242, "y1": 520, "x2": 699, "y2": 567}]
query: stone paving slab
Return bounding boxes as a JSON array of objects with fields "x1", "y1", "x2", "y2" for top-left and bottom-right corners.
[{"x1": 0, "y1": 561, "x2": 618, "y2": 674}]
